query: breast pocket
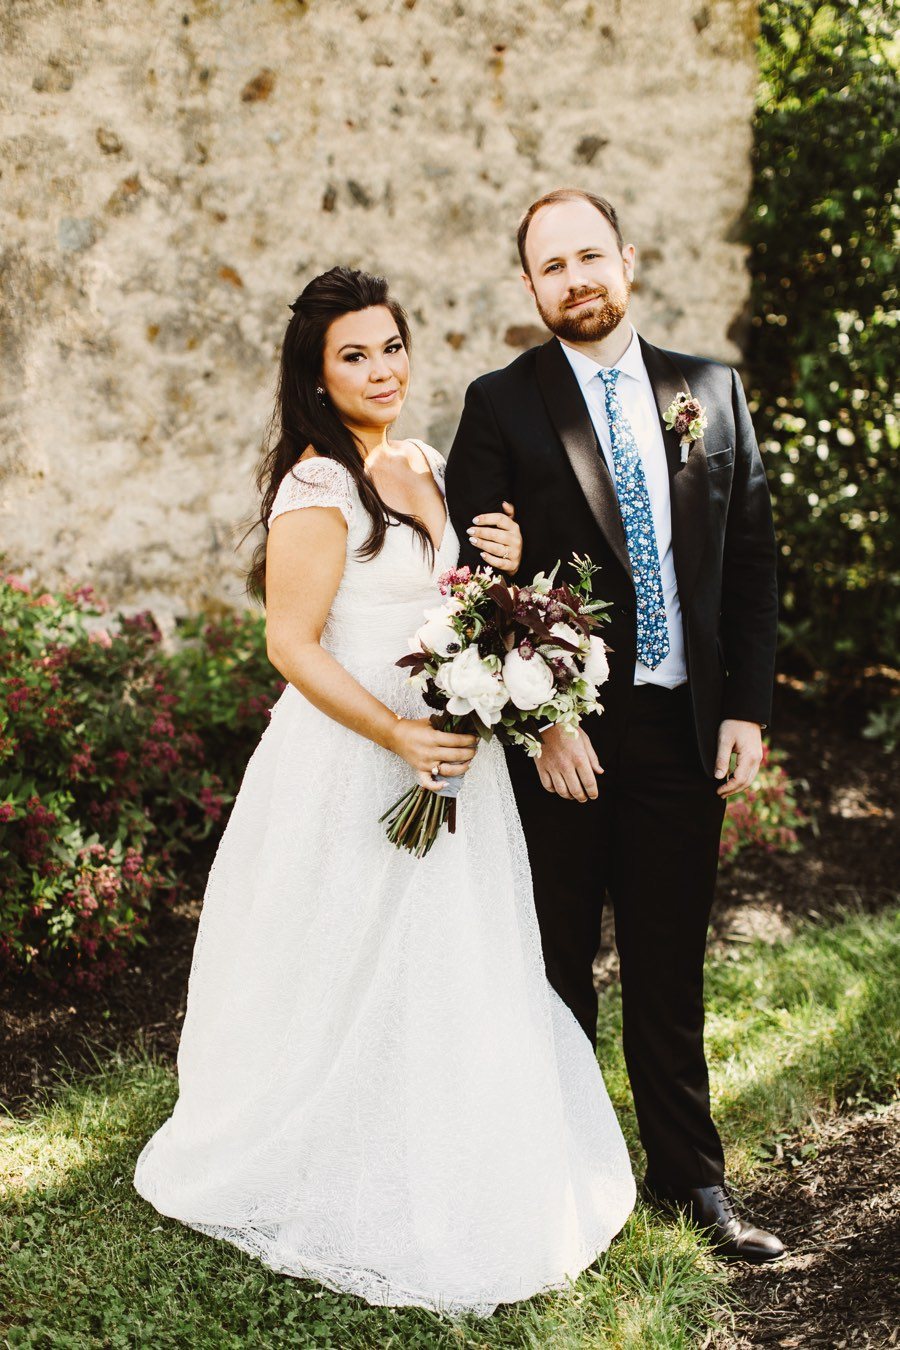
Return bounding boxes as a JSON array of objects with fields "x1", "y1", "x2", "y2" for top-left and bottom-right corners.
[{"x1": 706, "y1": 445, "x2": 734, "y2": 473}]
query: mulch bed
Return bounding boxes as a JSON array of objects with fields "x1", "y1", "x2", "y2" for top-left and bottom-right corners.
[
  {"x1": 714, "y1": 684, "x2": 897, "y2": 934},
  {"x1": 724, "y1": 1103, "x2": 900, "y2": 1349}
]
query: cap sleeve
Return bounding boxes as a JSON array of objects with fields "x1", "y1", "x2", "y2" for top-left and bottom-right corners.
[
  {"x1": 410, "y1": 439, "x2": 447, "y2": 493},
  {"x1": 268, "y1": 458, "x2": 355, "y2": 529}
]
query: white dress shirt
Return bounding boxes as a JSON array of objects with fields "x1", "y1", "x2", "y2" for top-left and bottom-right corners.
[{"x1": 559, "y1": 330, "x2": 688, "y2": 689}]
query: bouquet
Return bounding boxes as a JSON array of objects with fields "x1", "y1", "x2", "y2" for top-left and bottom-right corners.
[{"x1": 381, "y1": 555, "x2": 611, "y2": 857}]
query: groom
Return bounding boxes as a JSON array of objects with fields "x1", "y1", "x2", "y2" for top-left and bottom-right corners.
[{"x1": 446, "y1": 189, "x2": 783, "y2": 1263}]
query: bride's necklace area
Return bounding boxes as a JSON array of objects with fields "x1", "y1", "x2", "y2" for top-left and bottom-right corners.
[{"x1": 362, "y1": 433, "x2": 421, "y2": 494}]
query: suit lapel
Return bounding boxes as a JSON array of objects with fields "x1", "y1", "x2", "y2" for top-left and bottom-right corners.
[
  {"x1": 639, "y1": 336, "x2": 709, "y2": 606},
  {"x1": 535, "y1": 338, "x2": 632, "y2": 579}
]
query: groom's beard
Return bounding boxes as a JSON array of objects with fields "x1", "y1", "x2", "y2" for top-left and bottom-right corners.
[{"x1": 536, "y1": 277, "x2": 632, "y2": 344}]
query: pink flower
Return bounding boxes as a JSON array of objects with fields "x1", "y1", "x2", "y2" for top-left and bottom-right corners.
[
  {"x1": 68, "y1": 744, "x2": 95, "y2": 779},
  {"x1": 437, "y1": 565, "x2": 472, "y2": 593},
  {"x1": 26, "y1": 797, "x2": 57, "y2": 827},
  {"x1": 0, "y1": 803, "x2": 15, "y2": 823},
  {"x1": 122, "y1": 849, "x2": 144, "y2": 879},
  {"x1": 199, "y1": 786, "x2": 224, "y2": 821},
  {"x1": 88, "y1": 628, "x2": 113, "y2": 648},
  {"x1": 67, "y1": 583, "x2": 98, "y2": 605}
]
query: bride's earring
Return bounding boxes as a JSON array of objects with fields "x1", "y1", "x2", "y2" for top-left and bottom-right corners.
[{"x1": 316, "y1": 386, "x2": 326, "y2": 402}]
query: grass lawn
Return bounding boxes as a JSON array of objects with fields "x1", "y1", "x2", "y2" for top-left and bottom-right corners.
[{"x1": 2, "y1": 907, "x2": 898, "y2": 1349}]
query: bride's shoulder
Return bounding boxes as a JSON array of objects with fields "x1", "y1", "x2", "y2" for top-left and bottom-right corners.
[
  {"x1": 268, "y1": 454, "x2": 357, "y2": 528},
  {"x1": 406, "y1": 438, "x2": 447, "y2": 482}
]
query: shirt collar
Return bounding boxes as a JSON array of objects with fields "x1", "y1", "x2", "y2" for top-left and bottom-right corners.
[{"x1": 558, "y1": 326, "x2": 643, "y2": 388}]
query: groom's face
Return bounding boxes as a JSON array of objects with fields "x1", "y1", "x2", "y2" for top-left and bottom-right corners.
[{"x1": 521, "y1": 200, "x2": 635, "y2": 344}]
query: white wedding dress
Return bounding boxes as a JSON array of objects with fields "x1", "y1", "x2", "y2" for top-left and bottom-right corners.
[{"x1": 134, "y1": 444, "x2": 635, "y2": 1316}]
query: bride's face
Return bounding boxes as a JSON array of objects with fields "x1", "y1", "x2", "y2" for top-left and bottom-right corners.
[{"x1": 321, "y1": 305, "x2": 410, "y2": 432}]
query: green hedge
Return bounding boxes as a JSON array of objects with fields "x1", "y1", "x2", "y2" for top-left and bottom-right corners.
[{"x1": 746, "y1": 0, "x2": 899, "y2": 677}]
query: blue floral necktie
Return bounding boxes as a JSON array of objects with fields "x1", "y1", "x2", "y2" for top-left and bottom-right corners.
[{"x1": 597, "y1": 368, "x2": 670, "y2": 670}]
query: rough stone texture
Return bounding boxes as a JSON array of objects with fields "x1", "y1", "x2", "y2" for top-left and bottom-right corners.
[{"x1": 0, "y1": 0, "x2": 759, "y2": 617}]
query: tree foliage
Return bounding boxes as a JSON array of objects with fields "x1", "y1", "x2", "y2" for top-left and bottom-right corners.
[{"x1": 746, "y1": 0, "x2": 899, "y2": 677}]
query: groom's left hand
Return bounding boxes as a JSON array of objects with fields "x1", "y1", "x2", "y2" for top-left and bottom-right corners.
[{"x1": 714, "y1": 719, "x2": 763, "y2": 797}]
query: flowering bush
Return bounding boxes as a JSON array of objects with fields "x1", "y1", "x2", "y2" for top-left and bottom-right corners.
[
  {"x1": 719, "y1": 743, "x2": 805, "y2": 865},
  {"x1": 166, "y1": 609, "x2": 285, "y2": 794},
  {"x1": 0, "y1": 576, "x2": 280, "y2": 987}
]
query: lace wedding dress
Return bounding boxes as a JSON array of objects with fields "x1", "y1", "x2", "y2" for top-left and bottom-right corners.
[{"x1": 134, "y1": 443, "x2": 635, "y2": 1316}]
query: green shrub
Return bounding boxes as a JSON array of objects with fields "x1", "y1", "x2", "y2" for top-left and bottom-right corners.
[
  {"x1": 747, "y1": 0, "x2": 899, "y2": 677},
  {"x1": 167, "y1": 609, "x2": 279, "y2": 796},
  {"x1": 0, "y1": 577, "x2": 281, "y2": 987},
  {"x1": 719, "y1": 744, "x2": 805, "y2": 865},
  {"x1": 862, "y1": 696, "x2": 900, "y2": 753}
]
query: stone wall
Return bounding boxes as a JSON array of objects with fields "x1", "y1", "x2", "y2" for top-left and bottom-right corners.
[{"x1": 0, "y1": 0, "x2": 759, "y2": 618}]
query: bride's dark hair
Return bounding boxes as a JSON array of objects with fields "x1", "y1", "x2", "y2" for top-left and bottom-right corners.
[{"x1": 246, "y1": 266, "x2": 433, "y2": 603}]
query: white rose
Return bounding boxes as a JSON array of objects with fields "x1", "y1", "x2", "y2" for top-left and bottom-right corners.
[
  {"x1": 543, "y1": 620, "x2": 583, "y2": 674},
  {"x1": 549, "y1": 621, "x2": 582, "y2": 651},
  {"x1": 415, "y1": 611, "x2": 462, "y2": 657},
  {"x1": 435, "y1": 646, "x2": 508, "y2": 726},
  {"x1": 583, "y1": 635, "x2": 610, "y2": 688},
  {"x1": 503, "y1": 647, "x2": 555, "y2": 711}
]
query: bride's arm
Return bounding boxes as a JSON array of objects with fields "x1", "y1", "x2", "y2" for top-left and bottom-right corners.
[{"x1": 265, "y1": 506, "x2": 477, "y2": 788}]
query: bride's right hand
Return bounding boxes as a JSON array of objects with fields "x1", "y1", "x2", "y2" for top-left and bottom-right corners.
[{"x1": 389, "y1": 718, "x2": 479, "y2": 792}]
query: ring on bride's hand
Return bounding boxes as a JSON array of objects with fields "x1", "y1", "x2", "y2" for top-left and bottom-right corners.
[{"x1": 431, "y1": 763, "x2": 442, "y2": 780}]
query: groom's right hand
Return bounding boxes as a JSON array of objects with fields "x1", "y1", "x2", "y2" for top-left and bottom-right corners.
[{"x1": 535, "y1": 726, "x2": 602, "y2": 802}]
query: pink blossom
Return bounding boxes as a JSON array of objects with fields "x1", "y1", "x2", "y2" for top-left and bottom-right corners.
[
  {"x1": 26, "y1": 797, "x2": 57, "y2": 827},
  {"x1": 437, "y1": 565, "x2": 472, "y2": 593},
  {"x1": 198, "y1": 786, "x2": 224, "y2": 821},
  {"x1": 68, "y1": 745, "x2": 95, "y2": 779},
  {"x1": 67, "y1": 583, "x2": 98, "y2": 605}
]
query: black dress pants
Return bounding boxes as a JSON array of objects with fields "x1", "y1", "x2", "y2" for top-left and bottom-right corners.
[{"x1": 507, "y1": 683, "x2": 727, "y2": 1189}]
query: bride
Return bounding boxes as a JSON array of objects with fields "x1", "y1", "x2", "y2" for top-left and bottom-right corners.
[{"x1": 133, "y1": 266, "x2": 635, "y2": 1316}]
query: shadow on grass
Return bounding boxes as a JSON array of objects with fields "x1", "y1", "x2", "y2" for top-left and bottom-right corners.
[{"x1": 1, "y1": 1052, "x2": 728, "y2": 1350}]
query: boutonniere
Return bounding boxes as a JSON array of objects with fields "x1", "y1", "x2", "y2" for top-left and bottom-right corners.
[{"x1": 664, "y1": 393, "x2": 708, "y2": 464}]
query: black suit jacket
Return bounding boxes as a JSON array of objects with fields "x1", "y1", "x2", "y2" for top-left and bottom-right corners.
[{"x1": 445, "y1": 335, "x2": 778, "y2": 776}]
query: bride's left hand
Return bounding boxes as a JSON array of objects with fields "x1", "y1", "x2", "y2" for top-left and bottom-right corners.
[{"x1": 467, "y1": 502, "x2": 522, "y2": 575}]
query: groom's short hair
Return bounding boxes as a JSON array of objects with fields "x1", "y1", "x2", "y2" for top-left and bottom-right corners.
[{"x1": 517, "y1": 189, "x2": 623, "y2": 274}]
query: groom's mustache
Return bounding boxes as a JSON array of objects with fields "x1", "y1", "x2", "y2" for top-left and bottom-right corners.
[{"x1": 564, "y1": 287, "x2": 608, "y2": 308}]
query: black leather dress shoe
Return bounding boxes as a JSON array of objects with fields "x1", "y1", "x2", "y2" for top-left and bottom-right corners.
[{"x1": 643, "y1": 1180, "x2": 785, "y2": 1263}]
